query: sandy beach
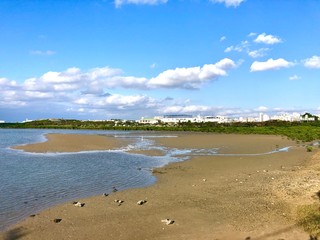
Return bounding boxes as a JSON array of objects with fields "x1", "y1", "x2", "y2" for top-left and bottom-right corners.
[{"x1": 2, "y1": 132, "x2": 319, "y2": 239}]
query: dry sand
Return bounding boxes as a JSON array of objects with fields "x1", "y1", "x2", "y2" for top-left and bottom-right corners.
[{"x1": 2, "y1": 132, "x2": 319, "y2": 240}]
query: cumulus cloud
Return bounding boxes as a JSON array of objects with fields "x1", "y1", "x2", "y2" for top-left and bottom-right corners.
[
  {"x1": 30, "y1": 50, "x2": 56, "y2": 56},
  {"x1": 115, "y1": 0, "x2": 167, "y2": 7},
  {"x1": 254, "y1": 33, "x2": 282, "y2": 45},
  {"x1": 0, "y1": 59, "x2": 238, "y2": 120},
  {"x1": 211, "y1": 0, "x2": 245, "y2": 7},
  {"x1": 304, "y1": 55, "x2": 320, "y2": 68},
  {"x1": 148, "y1": 58, "x2": 236, "y2": 89},
  {"x1": 250, "y1": 58, "x2": 294, "y2": 72}
]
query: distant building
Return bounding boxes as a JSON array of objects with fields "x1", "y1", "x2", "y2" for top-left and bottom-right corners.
[
  {"x1": 138, "y1": 117, "x2": 159, "y2": 124},
  {"x1": 22, "y1": 118, "x2": 33, "y2": 123},
  {"x1": 0, "y1": 120, "x2": 5, "y2": 123},
  {"x1": 300, "y1": 113, "x2": 317, "y2": 121},
  {"x1": 259, "y1": 113, "x2": 270, "y2": 122}
]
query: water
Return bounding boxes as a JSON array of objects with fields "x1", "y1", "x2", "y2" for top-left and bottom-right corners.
[
  {"x1": 0, "y1": 129, "x2": 290, "y2": 231},
  {"x1": 0, "y1": 129, "x2": 181, "y2": 231}
]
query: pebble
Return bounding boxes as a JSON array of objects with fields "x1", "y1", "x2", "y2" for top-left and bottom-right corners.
[{"x1": 53, "y1": 218, "x2": 62, "y2": 223}]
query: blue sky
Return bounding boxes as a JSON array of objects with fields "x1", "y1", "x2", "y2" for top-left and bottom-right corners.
[{"x1": 1, "y1": 0, "x2": 320, "y2": 122}]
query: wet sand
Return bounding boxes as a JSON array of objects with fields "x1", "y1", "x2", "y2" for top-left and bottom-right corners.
[
  {"x1": 12, "y1": 133, "x2": 131, "y2": 153},
  {"x1": 2, "y1": 132, "x2": 319, "y2": 239}
]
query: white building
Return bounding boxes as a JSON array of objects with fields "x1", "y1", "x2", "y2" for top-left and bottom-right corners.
[
  {"x1": 259, "y1": 113, "x2": 270, "y2": 122},
  {"x1": 138, "y1": 117, "x2": 159, "y2": 124},
  {"x1": 0, "y1": 120, "x2": 5, "y2": 123}
]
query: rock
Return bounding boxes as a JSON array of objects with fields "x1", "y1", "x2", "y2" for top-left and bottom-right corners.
[
  {"x1": 53, "y1": 218, "x2": 62, "y2": 223},
  {"x1": 161, "y1": 219, "x2": 174, "y2": 225},
  {"x1": 29, "y1": 214, "x2": 36, "y2": 217},
  {"x1": 103, "y1": 193, "x2": 109, "y2": 197},
  {"x1": 114, "y1": 199, "x2": 124, "y2": 204}
]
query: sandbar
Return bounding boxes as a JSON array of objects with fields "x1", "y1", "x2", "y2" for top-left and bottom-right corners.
[{"x1": 2, "y1": 132, "x2": 319, "y2": 239}]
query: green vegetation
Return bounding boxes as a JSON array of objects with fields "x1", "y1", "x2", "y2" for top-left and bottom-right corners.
[
  {"x1": 306, "y1": 146, "x2": 314, "y2": 152},
  {"x1": 297, "y1": 203, "x2": 320, "y2": 237},
  {"x1": 1, "y1": 119, "x2": 320, "y2": 142}
]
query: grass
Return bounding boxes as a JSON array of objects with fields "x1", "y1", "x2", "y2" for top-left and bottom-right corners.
[{"x1": 297, "y1": 204, "x2": 320, "y2": 237}]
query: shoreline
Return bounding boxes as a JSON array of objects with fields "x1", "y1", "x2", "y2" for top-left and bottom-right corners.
[{"x1": 1, "y1": 132, "x2": 319, "y2": 239}]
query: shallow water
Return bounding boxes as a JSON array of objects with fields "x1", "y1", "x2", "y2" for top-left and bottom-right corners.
[
  {"x1": 0, "y1": 129, "x2": 181, "y2": 231},
  {"x1": 0, "y1": 129, "x2": 290, "y2": 231}
]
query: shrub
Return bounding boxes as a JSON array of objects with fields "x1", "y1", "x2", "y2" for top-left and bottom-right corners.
[
  {"x1": 297, "y1": 204, "x2": 320, "y2": 237},
  {"x1": 306, "y1": 146, "x2": 313, "y2": 152}
]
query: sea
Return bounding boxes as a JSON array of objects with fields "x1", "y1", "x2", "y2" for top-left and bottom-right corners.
[{"x1": 0, "y1": 128, "x2": 188, "y2": 231}]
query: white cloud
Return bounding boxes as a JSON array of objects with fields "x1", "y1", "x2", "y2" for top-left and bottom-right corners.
[
  {"x1": 248, "y1": 32, "x2": 257, "y2": 37},
  {"x1": 30, "y1": 50, "x2": 56, "y2": 56},
  {"x1": 147, "y1": 58, "x2": 236, "y2": 89},
  {"x1": 150, "y1": 63, "x2": 157, "y2": 69},
  {"x1": 115, "y1": 0, "x2": 167, "y2": 7},
  {"x1": 0, "y1": 78, "x2": 17, "y2": 89},
  {"x1": 254, "y1": 33, "x2": 282, "y2": 45},
  {"x1": 250, "y1": 58, "x2": 294, "y2": 72},
  {"x1": 211, "y1": 0, "x2": 245, "y2": 8},
  {"x1": 220, "y1": 36, "x2": 226, "y2": 42},
  {"x1": 160, "y1": 105, "x2": 213, "y2": 114},
  {"x1": 0, "y1": 60, "x2": 237, "y2": 119},
  {"x1": 289, "y1": 75, "x2": 301, "y2": 81},
  {"x1": 255, "y1": 106, "x2": 268, "y2": 112},
  {"x1": 304, "y1": 55, "x2": 320, "y2": 69},
  {"x1": 224, "y1": 41, "x2": 249, "y2": 53},
  {"x1": 248, "y1": 48, "x2": 269, "y2": 58}
]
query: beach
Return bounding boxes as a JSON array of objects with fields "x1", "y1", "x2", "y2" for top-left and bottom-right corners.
[{"x1": 1, "y1": 132, "x2": 319, "y2": 239}]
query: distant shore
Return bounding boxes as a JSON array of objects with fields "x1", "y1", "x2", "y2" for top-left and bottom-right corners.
[{"x1": 2, "y1": 132, "x2": 319, "y2": 239}]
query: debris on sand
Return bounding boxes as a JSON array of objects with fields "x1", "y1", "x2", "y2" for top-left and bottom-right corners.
[
  {"x1": 53, "y1": 218, "x2": 62, "y2": 223},
  {"x1": 161, "y1": 219, "x2": 174, "y2": 225},
  {"x1": 137, "y1": 200, "x2": 147, "y2": 205},
  {"x1": 74, "y1": 202, "x2": 85, "y2": 207}
]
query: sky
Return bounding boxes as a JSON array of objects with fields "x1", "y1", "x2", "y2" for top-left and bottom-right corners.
[{"x1": 0, "y1": 0, "x2": 320, "y2": 122}]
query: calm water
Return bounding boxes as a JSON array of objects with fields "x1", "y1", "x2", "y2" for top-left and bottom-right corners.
[{"x1": 0, "y1": 129, "x2": 182, "y2": 231}]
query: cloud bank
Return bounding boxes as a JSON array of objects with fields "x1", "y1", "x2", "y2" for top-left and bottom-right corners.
[{"x1": 0, "y1": 59, "x2": 236, "y2": 119}]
